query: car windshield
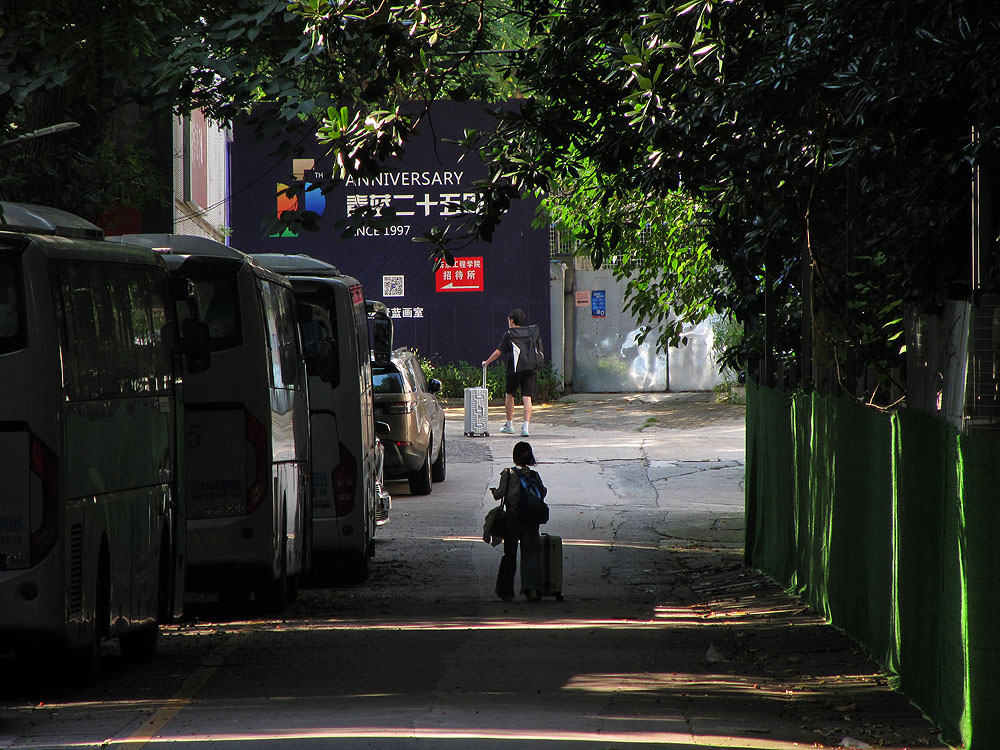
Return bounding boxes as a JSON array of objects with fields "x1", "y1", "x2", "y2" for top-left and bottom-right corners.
[{"x1": 373, "y1": 366, "x2": 405, "y2": 394}]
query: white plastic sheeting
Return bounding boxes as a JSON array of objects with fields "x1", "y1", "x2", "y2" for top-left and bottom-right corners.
[
  {"x1": 569, "y1": 269, "x2": 724, "y2": 393},
  {"x1": 668, "y1": 317, "x2": 725, "y2": 392}
]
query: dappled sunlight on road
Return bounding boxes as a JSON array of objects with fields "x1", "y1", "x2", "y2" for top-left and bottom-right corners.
[
  {"x1": 440, "y1": 534, "x2": 661, "y2": 551},
  {"x1": 563, "y1": 671, "x2": 882, "y2": 698},
  {"x1": 51, "y1": 726, "x2": 845, "y2": 749}
]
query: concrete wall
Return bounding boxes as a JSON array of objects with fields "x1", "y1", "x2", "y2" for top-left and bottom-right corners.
[{"x1": 552, "y1": 263, "x2": 724, "y2": 393}]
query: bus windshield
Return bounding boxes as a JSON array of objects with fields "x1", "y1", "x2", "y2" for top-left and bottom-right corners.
[{"x1": 179, "y1": 277, "x2": 240, "y2": 351}]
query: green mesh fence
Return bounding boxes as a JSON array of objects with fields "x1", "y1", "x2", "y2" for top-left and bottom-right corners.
[{"x1": 746, "y1": 381, "x2": 1000, "y2": 749}]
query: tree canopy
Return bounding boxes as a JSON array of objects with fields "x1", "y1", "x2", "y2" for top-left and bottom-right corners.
[{"x1": 4, "y1": 0, "x2": 999, "y2": 405}]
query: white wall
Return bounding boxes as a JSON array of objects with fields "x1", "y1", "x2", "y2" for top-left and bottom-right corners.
[{"x1": 171, "y1": 112, "x2": 230, "y2": 241}]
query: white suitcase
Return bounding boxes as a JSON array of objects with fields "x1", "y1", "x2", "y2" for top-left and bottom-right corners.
[{"x1": 464, "y1": 365, "x2": 489, "y2": 436}]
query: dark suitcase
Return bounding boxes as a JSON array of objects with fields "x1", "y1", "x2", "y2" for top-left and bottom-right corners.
[{"x1": 540, "y1": 532, "x2": 563, "y2": 600}]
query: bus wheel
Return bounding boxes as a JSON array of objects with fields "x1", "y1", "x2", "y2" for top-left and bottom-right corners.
[
  {"x1": 408, "y1": 447, "x2": 433, "y2": 496},
  {"x1": 257, "y1": 528, "x2": 288, "y2": 613},
  {"x1": 69, "y1": 550, "x2": 110, "y2": 685},
  {"x1": 343, "y1": 550, "x2": 370, "y2": 584},
  {"x1": 120, "y1": 624, "x2": 159, "y2": 663},
  {"x1": 156, "y1": 528, "x2": 174, "y2": 623},
  {"x1": 67, "y1": 632, "x2": 102, "y2": 686}
]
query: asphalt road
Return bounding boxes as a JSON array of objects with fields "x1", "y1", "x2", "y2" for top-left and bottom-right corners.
[{"x1": 0, "y1": 394, "x2": 946, "y2": 749}]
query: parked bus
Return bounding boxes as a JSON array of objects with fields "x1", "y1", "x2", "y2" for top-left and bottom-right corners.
[
  {"x1": 254, "y1": 254, "x2": 388, "y2": 581},
  {"x1": 0, "y1": 204, "x2": 207, "y2": 680},
  {"x1": 114, "y1": 235, "x2": 310, "y2": 610}
]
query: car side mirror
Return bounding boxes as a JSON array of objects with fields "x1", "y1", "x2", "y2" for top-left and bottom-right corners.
[{"x1": 428, "y1": 378, "x2": 442, "y2": 394}]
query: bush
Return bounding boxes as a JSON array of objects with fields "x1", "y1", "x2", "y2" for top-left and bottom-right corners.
[{"x1": 417, "y1": 356, "x2": 563, "y2": 403}]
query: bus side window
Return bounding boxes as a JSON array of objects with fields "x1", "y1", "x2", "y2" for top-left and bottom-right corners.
[
  {"x1": 108, "y1": 266, "x2": 140, "y2": 396},
  {"x1": 120, "y1": 267, "x2": 172, "y2": 394},
  {"x1": 87, "y1": 265, "x2": 120, "y2": 398},
  {"x1": 276, "y1": 286, "x2": 302, "y2": 389},
  {"x1": 260, "y1": 280, "x2": 302, "y2": 390},
  {"x1": 52, "y1": 264, "x2": 101, "y2": 400},
  {"x1": 260, "y1": 281, "x2": 283, "y2": 388},
  {"x1": 145, "y1": 269, "x2": 174, "y2": 390}
]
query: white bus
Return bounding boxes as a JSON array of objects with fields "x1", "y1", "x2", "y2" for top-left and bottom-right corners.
[
  {"x1": 0, "y1": 204, "x2": 206, "y2": 680},
  {"x1": 116, "y1": 236, "x2": 311, "y2": 610},
  {"x1": 254, "y1": 254, "x2": 387, "y2": 582}
]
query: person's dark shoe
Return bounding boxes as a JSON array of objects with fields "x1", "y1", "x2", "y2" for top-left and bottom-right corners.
[
  {"x1": 526, "y1": 590, "x2": 541, "y2": 602},
  {"x1": 498, "y1": 592, "x2": 514, "y2": 602}
]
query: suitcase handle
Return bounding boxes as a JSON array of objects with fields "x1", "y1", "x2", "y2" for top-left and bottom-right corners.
[{"x1": 482, "y1": 363, "x2": 487, "y2": 389}]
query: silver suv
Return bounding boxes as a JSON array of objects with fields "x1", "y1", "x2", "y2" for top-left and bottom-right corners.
[{"x1": 373, "y1": 349, "x2": 446, "y2": 495}]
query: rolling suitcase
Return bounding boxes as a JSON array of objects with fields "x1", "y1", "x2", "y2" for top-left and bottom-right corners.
[
  {"x1": 464, "y1": 365, "x2": 490, "y2": 436},
  {"x1": 540, "y1": 532, "x2": 564, "y2": 600}
]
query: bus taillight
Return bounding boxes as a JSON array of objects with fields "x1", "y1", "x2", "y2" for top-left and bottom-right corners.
[
  {"x1": 246, "y1": 413, "x2": 269, "y2": 514},
  {"x1": 29, "y1": 435, "x2": 59, "y2": 565},
  {"x1": 332, "y1": 444, "x2": 356, "y2": 517}
]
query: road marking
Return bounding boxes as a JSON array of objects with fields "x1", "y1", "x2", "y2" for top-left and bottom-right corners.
[{"x1": 110, "y1": 634, "x2": 242, "y2": 749}]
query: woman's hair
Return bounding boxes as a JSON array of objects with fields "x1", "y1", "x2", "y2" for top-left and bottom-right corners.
[
  {"x1": 508, "y1": 308, "x2": 526, "y2": 326},
  {"x1": 513, "y1": 440, "x2": 536, "y2": 466}
]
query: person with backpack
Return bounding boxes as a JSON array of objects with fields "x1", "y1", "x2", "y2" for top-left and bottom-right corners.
[
  {"x1": 490, "y1": 441, "x2": 548, "y2": 602},
  {"x1": 482, "y1": 308, "x2": 544, "y2": 436}
]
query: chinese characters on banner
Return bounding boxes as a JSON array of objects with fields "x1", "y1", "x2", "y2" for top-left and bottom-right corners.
[
  {"x1": 342, "y1": 171, "x2": 477, "y2": 239},
  {"x1": 384, "y1": 307, "x2": 425, "y2": 319}
]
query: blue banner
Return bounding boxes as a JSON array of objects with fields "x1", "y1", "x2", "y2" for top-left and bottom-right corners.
[{"x1": 230, "y1": 101, "x2": 550, "y2": 366}]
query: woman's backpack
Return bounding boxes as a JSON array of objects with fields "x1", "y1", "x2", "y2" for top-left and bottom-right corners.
[{"x1": 514, "y1": 468, "x2": 549, "y2": 525}]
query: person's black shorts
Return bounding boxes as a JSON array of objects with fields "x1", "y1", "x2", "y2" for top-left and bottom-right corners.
[{"x1": 505, "y1": 369, "x2": 538, "y2": 399}]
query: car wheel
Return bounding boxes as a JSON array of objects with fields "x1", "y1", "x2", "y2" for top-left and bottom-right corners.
[
  {"x1": 432, "y1": 434, "x2": 446, "y2": 482},
  {"x1": 408, "y1": 446, "x2": 433, "y2": 495}
]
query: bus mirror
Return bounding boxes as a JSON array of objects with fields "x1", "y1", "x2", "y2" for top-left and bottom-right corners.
[
  {"x1": 170, "y1": 276, "x2": 202, "y2": 321},
  {"x1": 325, "y1": 339, "x2": 339, "y2": 382},
  {"x1": 306, "y1": 338, "x2": 338, "y2": 383},
  {"x1": 370, "y1": 315, "x2": 393, "y2": 365},
  {"x1": 375, "y1": 420, "x2": 391, "y2": 436},
  {"x1": 181, "y1": 318, "x2": 211, "y2": 373},
  {"x1": 169, "y1": 276, "x2": 195, "y2": 302}
]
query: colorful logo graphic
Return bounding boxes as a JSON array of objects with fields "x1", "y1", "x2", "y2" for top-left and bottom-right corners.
[{"x1": 272, "y1": 158, "x2": 326, "y2": 238}]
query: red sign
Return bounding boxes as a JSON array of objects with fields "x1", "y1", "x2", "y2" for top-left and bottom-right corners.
[
  {"x1": 435, "y1": 257, "x2": 484, "y2": 292},
  {"x1": 187, "y1": 110, "x2": 209, "y2": 210}
]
